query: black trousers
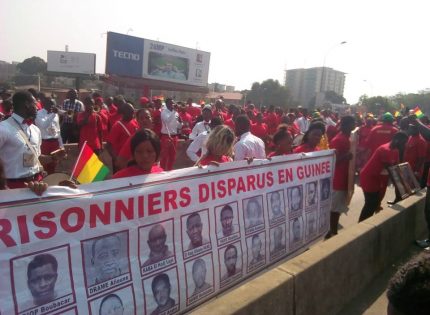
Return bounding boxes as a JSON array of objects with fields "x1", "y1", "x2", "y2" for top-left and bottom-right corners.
[
  {"x1": 420, "y1": 161, "x2": 430, "y2": 188},
  {"x1": 61, "y1": 123, "x2": 79, "y2": 144},
  {"x1": 359, "y1": 191, "x2": 380, "y2": 222}
]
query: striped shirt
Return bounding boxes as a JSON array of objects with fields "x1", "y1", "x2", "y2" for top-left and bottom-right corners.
[{"x1": 61, "y1": 99, "x2": 84, "y2": 124}]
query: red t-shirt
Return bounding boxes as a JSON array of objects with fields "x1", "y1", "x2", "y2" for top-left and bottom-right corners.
[
  {"x1": 77, "y1": 112, "x2": 103, "y2": 150},
  {"x1": 98, "y1": 108, "x2": 110, "y2": 140},
  {"x1": 107, "y1": 119, "x2": 139, "y2": 156},
  {"x1": 360, "y1": 143, "x2": 399, "y2": 192},
  {"x1": 186, "y1": 105, "x2": 201, "y2": 121},
  {"x1": 330, "y1": 132, "x2": 350, "y2": 190},
  {"x1": 264, "y1": 112, "x2": 279, "y2": 135},
  {"x1": 358, "y1": 125, "x2": 372, "y2": 147},
  {"x1": 179, "y1": 111, "x2": 193, "y2": 135},
  {"x1": 152, "y1": 108, "x2": 162, "y2": 136},
  {"x1": 404, "y1": 134, "x2": 427, "y2": 172},
  {"x1": 251, "y1": 122, "x2": 268, "y2": 140},
  {"x1": 326, "y1": 125, "x2": 339, "y2": 142},
  {"x1": 112, "y1": 164, "x2": 164, "y2": 179},
  {"x1": 213, "y1": 110, "x2": 228, "y2": 122},
  {"x1": 365, "y1": 123, "x2": 398, "y2": 153},
  {"x1": 293, "y1": 143, "x2": 320, "y2": 153},
  {"x1": 118, "y1": 137, "x2": 133, "y2": 162},
  {"x1": 199, "y1": 154, "x2": 231, "y2": 166},
  {"x1": 224, "y1": 118, "x2": 235, "y2": 131}
]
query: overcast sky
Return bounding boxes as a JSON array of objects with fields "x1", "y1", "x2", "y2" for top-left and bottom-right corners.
[{"x1": 2, "y1": 0, "x2": 429, "y2": 103}]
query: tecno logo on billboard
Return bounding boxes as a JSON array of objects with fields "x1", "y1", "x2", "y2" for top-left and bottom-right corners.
[{"x1": 106, "y1": 32, "x2": 144, "y2": 77}]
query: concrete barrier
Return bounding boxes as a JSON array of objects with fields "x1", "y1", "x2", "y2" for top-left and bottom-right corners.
[{"x1": 191, "y1": 192, "x2": 427, "y2": 315}]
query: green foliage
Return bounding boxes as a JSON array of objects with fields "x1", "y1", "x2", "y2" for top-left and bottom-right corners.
[
  {"x1": 16, "y1": 56, "x2": 47, "y2": 75},
  {"x1": 359, "y1": 95, "x2": 396, "y2": 113},
  {"x1": 324, "y1": 90, "x2": 346, "y2": 104},
  {"x1": 245, "y1": 79, "x2": 293, "y2": 108}
]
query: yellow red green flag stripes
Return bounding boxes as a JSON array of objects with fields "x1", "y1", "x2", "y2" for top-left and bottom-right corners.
[
  {"x1": 413, "y1": 106, "x2": 424, "y2": 118},
  {"x1": 71, "y1": 142, "x2": 109, "y2": 184}
]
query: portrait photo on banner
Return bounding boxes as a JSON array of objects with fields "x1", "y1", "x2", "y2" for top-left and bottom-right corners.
[
  {"x1": 184, "y1": 253, "x2": 215, "y2": 306},
  {"x1": 319, "y1": 205, "x2": 330, "y2": 232},
  {"x1": 81, "y1": 231, "x2": 131, "y2": 296},
  {"x1": 89, "y1": 284, "x2": 135, "y2": 315},
  {"x1": 139, "y1": 219, "x2": 176, "y2": 275},
  {"x1": 242, "y1": 195, "x2": 265, "y2": 235},
  {"x1": 269, "y1": 223, "x2": 287, "y2": 260},
  {"x1": 218, "y1": 240, "x2": 243, "y2": 288},
  {"x1": 142, "y1": 267, "x2": 180, "y2": 315},
  {"x1": 266, "y1": 190, "x2": 286, "y2": 226},
  {"x1": 181, "y1": 209, "x2": 212, "y2": 259},
  {"x1": 306, "y1": 210, "x2": 318, "y2": 240},
  {"x1": 319, "y1": 177, "x2": 331, "y2": 202},
  {"x1": 289, "y1": 216, "x2": 304, "y2": 247},
  {"x1": 215, "y1": 202, "x2": 241, "y2": 245},
  {"x1": 305, "y1": 181, "x2": 318, "y2": 207},
  {"x1": 11, "y1": 245, "x2": 75, "y2": 314},
  {"x1": 246, "y1": 231, "x2": 266, "y2": 272},
  {"x1": 287, "y1": 185, "x2": 304, "y2": 213}
]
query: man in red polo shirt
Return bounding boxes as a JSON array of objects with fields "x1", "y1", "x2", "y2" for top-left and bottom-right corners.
[
  {"x1": 106, "y1": 103, "x2": 138, "y2": 171},
  {"x1": 365, "y1": 112, "x2": 398, "y2": 155},
  {"x1": 358, "y1": 132, "x2": 408, "y2": 222},
  {"x1": 251, "y1": 113, "x2": 268, "y2": 141},
  {"x1": 264, "y1": 105, "x2": 279, "y2": 135},
  {"x1": 178, "y1": 103, "x2": 193, "y2": 139},
  {"x1": 404, "y1": 124, "x2": 427, "y2": 178},
  {"x1": 186, "y1": 98, "x2": 201, "y2": 123},
  {"x1": 213, "y1": 99, "x2": 228, "y2": 122},
  {"x1": 108, "y1": 95, "x2": 125, "y2": 130},
  {"x1": 325, "y1": 116, "x2": 355, "y2": 239},
  {"x1": 224, "y1": 105, "x2": 240, "y2": 131}
]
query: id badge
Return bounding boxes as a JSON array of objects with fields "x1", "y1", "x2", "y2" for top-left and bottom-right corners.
[{"x1": 23, "y1": 152, "x2": 36, "y2": 167}]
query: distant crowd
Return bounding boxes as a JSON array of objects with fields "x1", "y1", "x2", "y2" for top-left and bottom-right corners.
[{"x1": 0, "y1": 88, "x2": 430, "y2": 243}]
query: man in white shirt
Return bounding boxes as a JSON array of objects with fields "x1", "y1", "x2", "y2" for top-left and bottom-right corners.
[
  {"x1": 295, "y1": 108, "x2": 310, "y2": 133},
  {"x1": 160, "y1": 98, "x2": 182, "y2": 170},
  {"x1": 234, "y1": 115, "x2": 266, "y2": 161},
  {"x1": 0, "y1": 91, "x2": 57, "y2": 188},
  {"x1": 186, "y1": 117, "x2": 222, "y2": 163},
  {"x1": 35, "y1": 98, "x2": 64, "y2": 174},
  {"x1": 189, "y1": 105, "x2": 212, "y2": 140}
]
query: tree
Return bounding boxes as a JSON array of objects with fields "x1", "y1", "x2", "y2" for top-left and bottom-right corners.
[
  {"x1": 324, "y1": 91, "x2": 346, "y2": 104},
  {"x1": 16, "y1": 56, "x2": 47, "y2": 75},
  {"x1": 245, "y1": 79, "x2": 293, "y2": 109},
  {"x1": 359, "y1": 95, "x2": 396, "y2": 113}
]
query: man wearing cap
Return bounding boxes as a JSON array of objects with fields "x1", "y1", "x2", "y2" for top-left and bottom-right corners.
[
  {"x1": 190, "y1": 105, "x2": 212, "y2": 140},
  {"x1": 365, "y1": 112, "x2": 398, "y2": 156},
  {"x1": 140, "y1": 96, "x2": 150, "y2": 108},
  {"x1": 160, "y1": 98, "x2": 182, "y2": 170}
]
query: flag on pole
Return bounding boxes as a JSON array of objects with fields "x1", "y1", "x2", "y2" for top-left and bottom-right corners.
[
  {"x1": 70, "y1": 142, "x2": 110, "y2": 184},
  {"x1": 413, "y1": 106, "x2": 424, "y2": 118}
]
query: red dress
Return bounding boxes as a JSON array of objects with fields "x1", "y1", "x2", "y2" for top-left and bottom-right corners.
[{"x1": 112, "y1": 164, "x2": 164, "y2": 179}]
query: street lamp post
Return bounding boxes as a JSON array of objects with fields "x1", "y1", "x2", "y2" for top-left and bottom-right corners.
[{"x1": 318, "y1": 41, "x2": 347, "y2": 107}]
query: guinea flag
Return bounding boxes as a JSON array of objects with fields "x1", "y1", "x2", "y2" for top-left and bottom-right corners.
[
  {"x1": 71, "y1": 142, "x2": 110, "y2": 184},
  {"x1": 413, "y1": 106, "x2": 424, "y2": 118}
]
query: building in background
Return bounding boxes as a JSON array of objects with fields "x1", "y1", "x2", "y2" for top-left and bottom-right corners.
[
  {"x1": 0, "y1": 61, "x2": 18, "y2": 82},
  {"x1": 285, "y1": 67, "x2": 345, "y2": 107}
]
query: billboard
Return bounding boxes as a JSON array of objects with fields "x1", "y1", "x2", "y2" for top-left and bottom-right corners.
[
  {"x1": 47, "y1": 51, "x2": 96, "y2": 75},
  {"x1": 105, "y1": 32, "x2": 210, "y2": 87}
]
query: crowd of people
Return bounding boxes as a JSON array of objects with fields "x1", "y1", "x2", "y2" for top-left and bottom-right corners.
[
  {"x1": 1, "y1": 88, "x2": 430, "y2": 313},
  {"x1": 1, "y1": 88, "x2": 430, "y2": 244}
]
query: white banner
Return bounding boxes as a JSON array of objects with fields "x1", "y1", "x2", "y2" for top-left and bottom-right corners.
[
  {"x1": 0, "y1": 151, "x2": 334, "y2": 315},
  {"x1": 47, "y1": 51, "x2": 96, "y2": 75}
]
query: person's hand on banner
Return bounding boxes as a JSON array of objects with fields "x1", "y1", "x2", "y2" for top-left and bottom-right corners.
[
  {"x1": 25, "y1": 180, "x2": 48, "y2": 196},
  {"x1": 246, "y1": 157, "x2": 254, "y2": 164}
]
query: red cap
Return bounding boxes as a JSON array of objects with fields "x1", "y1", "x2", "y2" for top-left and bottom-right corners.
[
  {"x1": 94, "y1": 97, "x2": 104, "y2": 104},
  {"x1": 140, "y1": 96, "x2": 149, "y2": 105}
]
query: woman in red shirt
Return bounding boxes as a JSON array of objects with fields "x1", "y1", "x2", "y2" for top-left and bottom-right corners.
[
  {"x1": 293, "y1": 121, "x2": 325, "y2": 153},
  {"x1": 268, "y1": 125, "x2": 293, "y2": 157},
  {"x1": 196, "y1": 125, "x2": 234, "y2": 166},
  {"x1": 77, "y1": 97, "x2": 103, "y2": 155},
  {"x1": 112, "y1": 129, "x2": 163, "y2": 179},
  {"x1": 358, "y1": 132, "x2": 408, "y2": 222}
]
